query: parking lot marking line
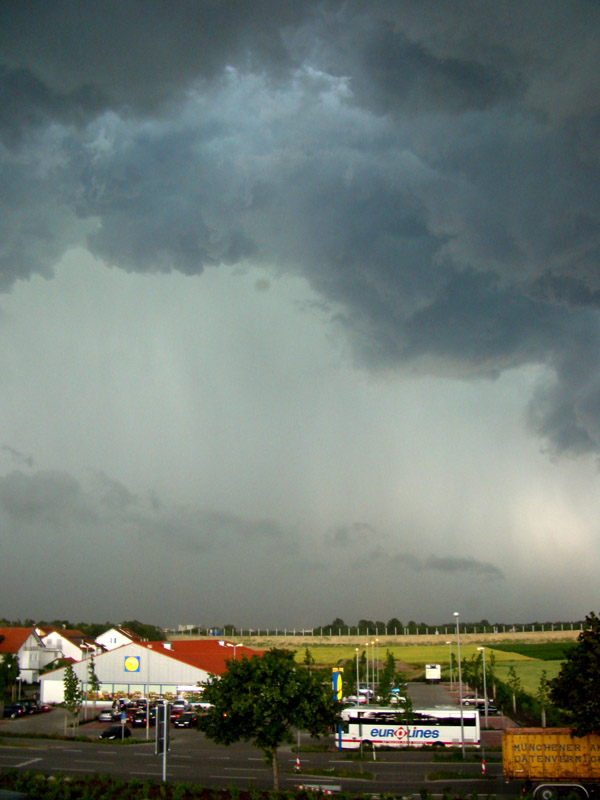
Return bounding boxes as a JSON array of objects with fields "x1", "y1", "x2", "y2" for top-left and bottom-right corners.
[
  {"x1": 210, "y1": 775, "x2": 258, "y2": 781},
  {"x1": 50, "y1": 767, "x2": 107, "y2": 773},
  {"x1": 14, "y1": 758, "x2": 42, "y2": 768},
  {"x1": 222, "y1": 767, "x2": 267, "y2": 772},
  {"x1": 129, "y1": 771, "x2": 164, "y2": 777}
]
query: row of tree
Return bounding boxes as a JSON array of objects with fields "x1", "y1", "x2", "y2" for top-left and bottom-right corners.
[{"x1": 2, "y1": 617, "x2": 587, "y2": 638}]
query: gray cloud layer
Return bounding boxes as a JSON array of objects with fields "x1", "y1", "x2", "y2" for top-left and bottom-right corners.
[
  {"x1": 2, "y1": 1, "x2": 599, "y2": 460},
  {"x1": 0, "y1": 2, "x2": 599, "y2": 626}
]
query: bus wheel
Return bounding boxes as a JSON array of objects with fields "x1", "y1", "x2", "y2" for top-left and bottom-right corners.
[{"x1": 362, "y1": 741, "x2": 373, "y2": 752}]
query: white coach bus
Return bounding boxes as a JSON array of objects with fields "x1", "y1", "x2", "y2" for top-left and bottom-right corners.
[{"x1": 337, "y1": 706, "x2": 480, "y2": 750}]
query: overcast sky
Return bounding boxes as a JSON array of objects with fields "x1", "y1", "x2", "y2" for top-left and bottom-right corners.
[{"x1": 1, "y1": 1, "x2": 599, "y2": 630}]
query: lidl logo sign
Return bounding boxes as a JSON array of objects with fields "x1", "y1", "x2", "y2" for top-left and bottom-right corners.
[
  {"x1": 332, "y1": 668, "x2": 343, "y2": 701},
  {"x1": 124, "y1": 656, "x2": 140, "y2": 672}
]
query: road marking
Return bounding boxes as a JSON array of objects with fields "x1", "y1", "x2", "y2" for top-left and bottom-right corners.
[
  {"x1": 222, "y1": 767, "x2": 266, "y2": 772},
  {"x1": 129, "y1": 771, "x2": 164, "y2": 777},
  {"x1": 211, "y1": 775, "x2": 258, "y2": 781},
  {"x1": 14, "y1": 758, "x2": 42, "y2": 768}
]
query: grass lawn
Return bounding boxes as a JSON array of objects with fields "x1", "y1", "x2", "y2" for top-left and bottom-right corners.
[
  {"x1": 295, "y1": 642, "x2": 566, "y2": 696},
  {"x1": 297, "y1": 644, "x2": 534, "y2": 667},
  {"x1": 493, "y1": 660, "x2": 562, "y2": 694}
]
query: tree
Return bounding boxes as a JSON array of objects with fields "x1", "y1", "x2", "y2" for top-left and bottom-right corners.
[
  {"x1": 550, "y1": 611, "x2": 600, "y2": 734},
  {"x1": 198, "y1": 648, "x2": 339, "y2": 789},
  {"x1": 507, "y1": 666, "x2": 521, "y2": 715},
  {"x1": 378, "y1": 650, "x2": 396, "y2": 698},
  {"x1": 536, "y1": 670, "x2": 551, "y2": 728},
  {"x1": 303, "y1": 648, "x2": 315, "y2": 669},
  {"x1": 120, "y1": 619, "x2": 165, "y2": 641},
  {"x1": 63, "y1": 664, "x2": 82, "y2": 733},
  {"x1": 488, "y1": 651, "x2": 497, "y2": 698},
  {"x1": 88, "y1": 657, "x2": 101, "y2": 719},
  {"x1": 0, "y1": 654, "x2": 19, "y2": 700}
]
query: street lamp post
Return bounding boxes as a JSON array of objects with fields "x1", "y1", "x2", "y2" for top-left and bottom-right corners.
[
  {"x1": 478, "y1": 646, "x2": 488, "y2": 727},
  {"x1": 371, "y1": 641, "x2": 376, "y2": 701},
  {"x1": 219, "y1": 640, "x2": 240, "y2": 660},
  {"x1": 355, "y1": 648, "x2": 360, "y2": 705},
  {"x1": 446, "y1": 641, "x2": 453, "y2": 690},
  {"x1": 454, "y1": 612, "x2": 465, "y2": 758},
  {"x1": 365, "y1": 643, "x2": 370, "y2": 704}
]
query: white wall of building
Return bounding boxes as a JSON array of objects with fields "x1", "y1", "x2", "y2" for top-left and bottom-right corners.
[
  {"x1": 95, "y1": 628, "x2": 136, "y2": 651},
  {"x1": 40, "y1": 642, "x2": 211, "y2": 704},
  {"x1": 16, "y1": 632, "x2": 47, "y2": 683}
]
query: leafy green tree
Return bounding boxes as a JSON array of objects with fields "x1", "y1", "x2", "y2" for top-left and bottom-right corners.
[
  {"x1": 303, "y1": 648, "x2": 315, "y2": 669},
  {"x1": 387, "y1": 617, "x2": 403, "y2": 633},
  {"x1": 550, "y1": 611, "x2": 600, "y2": 735},
  {"x1": 0, "y1": 654, "x2": 19, "y2": 700},
  {"x1": 378, "y1": 650, "x2": 396, "y2": 699},
  {"x1": 198, "y1": 648, "x2": 339, "y2": 789},
  {"x1": 461, "y1": 652, "x2": 482, "y2": 692},
  {"x1": 88, "y1": 657, "x2": 101, "y2": 718},
  {"x1": 120, "y1": 619, "x2": 165, "y2": 641},
  {"x1": 488, "y1": 651, "x2": 497, "y2": 698},
  {"x1": 536, "y1": 670, "x2": 551, "y2": 728},
  {"x1": 359, "y1": 649, "x2": 367, "y2": 682},
  {"x1": 63, "y1": 663, "x2": 82, "y2": 733},
  {"x1": 507, "y1": 666, "x2": 521, "y2": 714}
]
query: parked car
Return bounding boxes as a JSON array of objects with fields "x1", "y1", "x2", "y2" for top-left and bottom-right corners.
[
  {"x1": 2, "y1": 703, "x2": 26, "y2": 719},
  {"x1": 174, "y1": 711, "x2": 198, "y2": 728},
  {"x1": 99, "y1": 725, "x2": 131, "y2": 740},
  {"x1": 169, "y1": 705, "x2": 185, "y2": 722},
  {"x1": 21, "y1": 699, "x2": 42, "y2": 714},
  {"x1": 131, "y1": 711, "x2": 155, "y2": 727},
  {"x1": 98, "y1": 708, "x2": 118, "y2": 722},
  {"x1": 462, "y1": 695, "x2": 498, "y2": 714}
]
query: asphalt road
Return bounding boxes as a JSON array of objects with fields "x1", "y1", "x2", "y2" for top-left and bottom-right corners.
[{"x1": 0, "y1": 687, "x2": 518, "y2": 796}]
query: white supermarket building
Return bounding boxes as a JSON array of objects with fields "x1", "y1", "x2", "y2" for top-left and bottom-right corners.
[{"x1": 39, "y1": 638, "x2": 262, "y2": 704}]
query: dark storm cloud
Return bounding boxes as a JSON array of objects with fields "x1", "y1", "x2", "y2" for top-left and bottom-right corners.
[
  {"x1": 0, "y1": 445, "x2": 34, "y2": 469},
  {"x1": 0, "y1": 467, "x2": 286, "y2": 554},
  {"x1": 393, "y1": 552, "x2": 504, "y2": 579},
  {"x1": 2, "y1": 1, "x2": 600, "y2": 455},
  {"x1": 327, "y1": 522, "x2": 377, "y2": 546},
  {"x1": 425, "y1": 555, "x2": 504, "y2": 580},
  {"x1": 0, "y1": 0, "x2": 315, "y2": 113},
  {"x1": 0, "y1": 470, "x2": 96, "y2": 528}
]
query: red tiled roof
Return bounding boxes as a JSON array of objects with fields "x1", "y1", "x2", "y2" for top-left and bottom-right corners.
[
  {"x1": 0, "y1": 627, "x2": 38, "y2": 654},
  {"x1": 40, "y1": 627, "x2": 87, "y2": 641},
  {"x1": 141, "y1": 639, "x2": 264, "y2": 676}
]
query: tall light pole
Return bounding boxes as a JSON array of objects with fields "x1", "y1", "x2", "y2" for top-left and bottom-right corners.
[
  {"x1": 454, "y1": 612, "x2": 465, "y2": 758},
  {"x1": 446, "y1": 641, "x2": 453, "y2": 690},
  {"x1": 371, "y1": 640, "x2": 376, "y2": 701},
  {"x1": 365, "y1": 643, "x2": 370, "y2": 704},
  {"x1": 219, "y1": 640, "x2": 240, "y2": 660},
  {"x1": 355, "y1": 648, "x2": 360, "y2": 705},
  {"x1": 478, "y1": 646, "x2": 488, "y2": 727},
  {"x1": 375, "y1": 638, "x2": 380, "y2": 695}
]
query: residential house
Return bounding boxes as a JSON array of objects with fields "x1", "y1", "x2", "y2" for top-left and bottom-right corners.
[{"x1": 0, "y1": 627, "x2": 47, "y2": 683}]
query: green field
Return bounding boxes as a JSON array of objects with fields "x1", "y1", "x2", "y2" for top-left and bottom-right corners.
[
  {"x1": 295, "y1": 642, "x2": 566, "y2": 695},
  {"x1": 296, "y1": 643, "x2": 533, "y2": 666},
  {"x1": 493, "y1": 660, "x2": 562, "y2": 694}
]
